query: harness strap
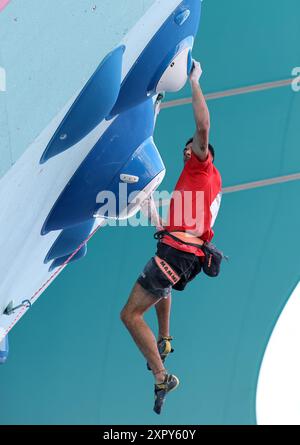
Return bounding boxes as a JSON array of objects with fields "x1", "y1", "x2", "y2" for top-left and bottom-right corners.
[{"x1": 154, "y1": 230, "x2": 206, "y2": 250}]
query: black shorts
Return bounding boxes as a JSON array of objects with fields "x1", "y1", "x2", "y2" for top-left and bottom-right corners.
[{"x1": 137, "y1": 242, "x2": 202, "y2": 299}]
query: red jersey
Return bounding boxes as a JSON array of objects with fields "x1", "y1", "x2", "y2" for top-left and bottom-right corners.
[{"x1": 162, "y1": 151, "x2": 222, "y2": 256}]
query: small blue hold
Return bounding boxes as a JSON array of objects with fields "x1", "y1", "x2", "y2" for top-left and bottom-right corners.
[
  {"x1": 0, "y1": 335, "x2": 9, "y2": 365},
  {"x1": 48, "y1": 244, "x2": 88, "y2": 272},
  {"x1": 187, "y1": 49, "x2": 193, "y2": 75},
  {"x1": 174, "y1": 9, "x2": 190, "y2": 26}
]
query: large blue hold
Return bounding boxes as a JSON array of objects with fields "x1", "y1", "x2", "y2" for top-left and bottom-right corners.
[
  {"x1": 108, "y1": 0, "x2": 201, "y2": 117},
  {"x1": 40, "y1": 45, "x2": 125, "y2": 163},
  {"x1": 41, "y1": 99, "x2": 164, "y2": 233},
  {"x1": 95, "y1": 136, "x2": 165, "y2": 218}
]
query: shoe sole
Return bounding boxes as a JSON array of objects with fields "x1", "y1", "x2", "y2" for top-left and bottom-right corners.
[
  {"x1": 168, "y1": 375, "x2": 179, "y2": 392},
  {"x1": 147, "y1": 340, "x2": 172, "y2": 371},
  {"x1": 153, "y1": 376, "x2": 180, "y2": 414}
]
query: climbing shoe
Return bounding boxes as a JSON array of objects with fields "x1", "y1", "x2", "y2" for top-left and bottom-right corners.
[
  {"x1": 147, "y1": 336, "x2": 174, "y2": 371},
  {"x1": 153, "y1": 373, "x2": 180, "y2": 415}
]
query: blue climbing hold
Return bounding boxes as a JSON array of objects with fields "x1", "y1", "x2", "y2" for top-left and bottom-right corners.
[
  {"x1": 108, "y1": 0, "x2": 201, "y2": 117},
  {"x1": 40, "y1": 45, "x2": 125, "y2": 163},
  {"x1": 44, "y1": 219, "x2": 94, "y2": 263},
  {"x1": 41, "y1": 99, "x2": 157, "y2": 234},
  {"x1": 48, "y1": 244, "x2": 88, "y2": 272},
  {"x1": 0, "y1": 335, "x2": 9, "y2": 365}
]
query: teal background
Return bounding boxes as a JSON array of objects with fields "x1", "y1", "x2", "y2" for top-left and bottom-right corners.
[{"x1": 1, "y1": 0, "x2": 300, "y2": 425}]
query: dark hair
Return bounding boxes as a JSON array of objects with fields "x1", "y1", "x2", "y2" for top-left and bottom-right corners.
[{"x1": 185, "y1": 137, "x2": 215, "y2": 161}]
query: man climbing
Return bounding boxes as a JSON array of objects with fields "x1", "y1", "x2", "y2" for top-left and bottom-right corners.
[{"x1": 120, "y1": 61, "x2": 222, "y2": 414}]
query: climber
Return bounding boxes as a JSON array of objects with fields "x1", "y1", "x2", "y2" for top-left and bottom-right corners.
[{"x1": 120, "y1": 60, "x2": 223, "y2": 414}]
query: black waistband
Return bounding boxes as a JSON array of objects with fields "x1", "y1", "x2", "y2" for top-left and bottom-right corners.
[{"x1": 154, "y1": 230, "x2": 205, "y2": 251}]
